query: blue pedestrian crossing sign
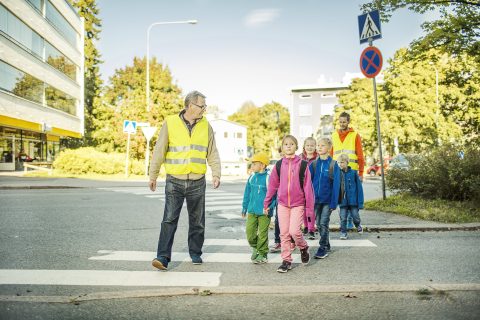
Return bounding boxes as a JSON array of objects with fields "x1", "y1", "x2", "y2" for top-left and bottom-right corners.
[
  {"x1": 358, "y1": 10, "x2": 382, "y2": 44},
  {"x1": 123, "y1": 120, "x2": 137, "y2": 133}
]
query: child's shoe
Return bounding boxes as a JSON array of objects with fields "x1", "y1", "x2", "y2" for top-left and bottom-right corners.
[
  {"x1": 251, "y1": 249, "x2": 258, "y2": 262},
  {"x1": 340, "y1": 232, "x2": 348, "y2": 240},
  {"x1": 300, "y1": 246, "x2": 310, "y2": 265},
  {"x1": 357, "y1": 225, "x2": 364, "y2": 234},
  {"x1": 308, "y1": 232, "x2": 315, "y2": 240},
  {"x1": 314, "y1": 247, "x2": 329, "y2": 259},
  {"x1": 269, "y1": 243, "x2": 281, "y2": 253},
  {"x1": 276, "y1": 260, "x2": 292, "y2": 273},
  {"x1": 254, "y1": 254, "x2": 268, "y2": 264}
]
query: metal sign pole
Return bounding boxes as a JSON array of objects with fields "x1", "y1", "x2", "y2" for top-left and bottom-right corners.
[
  {"x1": 125, "y1": 132, "x2": 131, "y2": 177},
  {"x1": 369, "y1": 39, "x2": 386, "y2": 200},
  {"x1": 145, "y1": 138, "x2": 150, "y2": 176}
]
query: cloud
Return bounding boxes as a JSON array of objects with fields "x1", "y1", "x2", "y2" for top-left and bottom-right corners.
[{"x1": 244, "y1": 9, "x2": 280, "y2": 27}]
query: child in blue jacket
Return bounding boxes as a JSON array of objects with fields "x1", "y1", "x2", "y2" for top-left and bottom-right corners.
[
  {"x1": 309, "y1": 137, "x2": 340, "y2": 259},
  {"x1": 242, "y1": 152, "x2": 275, "y2": 264},
  {"x1": 337, "y1": 153, "x2": 364, "y2": 239}
]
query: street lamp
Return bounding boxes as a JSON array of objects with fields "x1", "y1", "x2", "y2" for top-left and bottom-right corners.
[
  {"x1": 429, "y1": 62, "x2": 440, "y2": 145},
  {"x1": 146, "y1": 20, "x2": 198, "y2": 112}
]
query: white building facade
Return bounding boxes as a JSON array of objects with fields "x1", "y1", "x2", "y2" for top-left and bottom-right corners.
[
  {"x1": 0, "y1": 0, "x2": 84, "y2": 170},
  {"x1": 209, "y1": 118, "x2": 247, "y2": 176},
  {"x1": 290, "y1": 82, "x2": 349, "y2": 149}
]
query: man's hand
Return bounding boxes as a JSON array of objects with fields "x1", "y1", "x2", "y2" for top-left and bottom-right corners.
[
  {"x1": 212, "y1": 176, "x2": 220, "y2": 189},
  {"x1": 149, "y1": 179, "x2": 157, "y2": 192}
]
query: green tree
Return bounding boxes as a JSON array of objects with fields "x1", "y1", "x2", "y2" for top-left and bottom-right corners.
[
  {"x1": 228, "y1": 101, "x2": 289, "y2": 156},
  {"x1": 93, "y1": 57, "x2": 183, "y2": 159},
  {"x1": 361, "y1": 1, "x2": 480, "y2": 60},
  {"x1": 69, "y1": 0, "x2": 103, "y2": 145}
]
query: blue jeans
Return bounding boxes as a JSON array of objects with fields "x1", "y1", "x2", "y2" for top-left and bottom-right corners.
[
  {"x1": 156, "y1": 175, "x2": 206, "y2": 261},
  {"x1": 339, "y1": 206, "x2": 361, "y2": 234},
  {"x1": 315, "y1": 203, "x2": 331, "y2": 250}
]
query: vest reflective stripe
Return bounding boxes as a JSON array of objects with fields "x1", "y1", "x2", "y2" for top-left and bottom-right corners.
[
  {"x1": 167, "y1": 145, "x2": 208, "y2": 152},
  {"x1": 332, "y1": 131, "x2": 359, "y2": 170},
  {"x1": 165, "y1": 115, "x2": 208, "y2": 174}
]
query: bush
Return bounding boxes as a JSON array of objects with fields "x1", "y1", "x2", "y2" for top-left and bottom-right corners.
[
  {"x1": 387, "y1": 144, "x2": 480, "y2": 202},
  {"x1": 53, "y1": 147, "x2": 145, "y2": 175}
]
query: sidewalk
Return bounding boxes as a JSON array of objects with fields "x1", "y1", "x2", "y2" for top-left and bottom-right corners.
[{"x1": 1, "y1": 174, "x2": 479, "y2": 232}]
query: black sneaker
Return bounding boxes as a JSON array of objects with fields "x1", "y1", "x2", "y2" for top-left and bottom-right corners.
[
  {"x1": 276, "y1": 260, "x2": 292, "y2": 273},
  {"x1": 308, "y1": 232, "x2": 315, "y2": 240},
  {"x1": 302, "y1": 228, "x2": 308, "y2": 235},
  {"x1": 191, "y1": 255, "x2": 203, "y2": 265},
  {"x1": 300, "y1": 246, "x2": 310, "y2": 265},
  {"x1": 314, "y1": 247, "x2": 328, "y2": 259}
]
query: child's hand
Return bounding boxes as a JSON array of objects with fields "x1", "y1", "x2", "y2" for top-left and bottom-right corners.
[
  {"x1": 263, "y1": 208, "x2": 269, "y2": 216},
  {"x1": 241, "y1": 213, "x2": 246, "y2": 218}
]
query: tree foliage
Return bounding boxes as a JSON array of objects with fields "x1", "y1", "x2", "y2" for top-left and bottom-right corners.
[
  {"x1": 361, "y1": 1, "x2": 480, "y2": 60},
  {"x1": 69, "y1": 0, "x2": 103, "y2": 145},
  {"x1": 228, "y1": 101, "x2": 289, "y2": 156},
  {"x1": 93, "y1": 57, "x2": 183, "y2": 159}
]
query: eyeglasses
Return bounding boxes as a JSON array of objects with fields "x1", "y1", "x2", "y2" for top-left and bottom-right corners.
[{"x1": 191, "y1": 102, "x2": 207, "y2": 110}]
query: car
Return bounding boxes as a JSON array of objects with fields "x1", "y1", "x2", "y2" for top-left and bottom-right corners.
[
  {"x1": 367, "y1": 163, "x2": 382, "y2": 176},
  {"x1": 389, "y1": 153, "x2": 410, "y2": 170}
]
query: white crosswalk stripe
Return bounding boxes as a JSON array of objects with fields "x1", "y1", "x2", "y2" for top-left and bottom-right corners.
[
  {"x1": 89, "y1": 239, "x2": 377, "y2": 264},
  {"x1": 98, "y1": 187, "x2": 244, "y2": 218}
]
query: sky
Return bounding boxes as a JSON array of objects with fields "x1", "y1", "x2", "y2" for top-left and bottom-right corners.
[{"x1": 97, "y1": 0, "x2": 432, "y2": 116}]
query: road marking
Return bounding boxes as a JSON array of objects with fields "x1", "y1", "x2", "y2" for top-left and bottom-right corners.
[
  {"x1": 0, "y1": 270, "x2": 221, "y2": 287},
  {"x1": 217, "y1": 213, "x2": 242, "y2": 220},
  {"x1": 203, "y1": 239, "x2": 377, "y2": 247},
  {"x1": 90, "y1": 251, "x2": 303, "y2": 263}
]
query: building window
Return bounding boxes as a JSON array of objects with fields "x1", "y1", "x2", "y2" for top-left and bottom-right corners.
[
  {"x1": 299, "y1": 125, "x2": 313, "y2": 138},
  {"x1": 45, "y1": 42, "x2": 77, "y2": 80},
  {"x1": 224, "y1": 132, "x2": 228, "y2": 138},
  {"x1": 320, "y1": 103, "x2": 336, "y2": 115},
  {"x1": 0, "y1": 60, "x2": 43, "y2": 104},
  {"x1": 45, "y1": 84, "x2": 76, "y2": 115},
  {"x1": 0, "y1": 4, "x2": 44, "y2": 59},
  {"x1": 321, "y1": 92, "x2": 336, "y2": 98},
  {"x1": 298, "y1": 104, "x2": 312, "y2": 116},
  {"x1": 0, "y1": 60, "x2": 77, "y2": 115},
  {"x1": 299, "y1": 94, "x2": 311, "y2": 99},
  {"x1": 26, "y1": 0, "x2": 43, "y2": 13},
  {"x1": 236, "y1": 132, "x2": 242, "y2": 139},
  {"x1": 45, "y1": 1, "x2": 78, "y2": 48}
]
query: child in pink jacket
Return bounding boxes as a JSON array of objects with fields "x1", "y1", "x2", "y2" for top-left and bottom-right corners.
[{"x1": 264, "y1": 135, "x2": 315, "y2": 273}]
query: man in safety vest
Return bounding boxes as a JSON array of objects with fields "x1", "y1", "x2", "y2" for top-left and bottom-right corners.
[
  {"x1": 149, "y1": 90, "x2": 221, "y2": 271},
  {"x1": 331, "y1": 111, "x2": 365, "y2": 229}
]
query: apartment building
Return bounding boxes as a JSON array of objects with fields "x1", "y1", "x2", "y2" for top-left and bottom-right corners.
[{"x1": 0, "y1": 0, "x2": 84, "y2": 170}]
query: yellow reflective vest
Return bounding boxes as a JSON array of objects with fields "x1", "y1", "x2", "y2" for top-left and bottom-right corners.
[
  {"x1": 332, "y1": 131, "x2": 359, "y2": 171},
  {"x1": 164, "y1": 115, "x2": 208, "y2": 175}
]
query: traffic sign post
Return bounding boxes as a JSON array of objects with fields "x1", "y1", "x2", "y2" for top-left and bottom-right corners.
[
  {"x1": 123, "y1": 120, "x2": 137, "y2": 177},
  {"x1": 358, "y1": 10, "x2": 386, "y2": 200}
]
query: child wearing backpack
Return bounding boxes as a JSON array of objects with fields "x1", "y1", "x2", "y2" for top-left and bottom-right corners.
[
  {"x1": 309, "y1": 137, "x2": 340, "y2": 259},
  {"x1": 242, "y1": 152, "x2": 275, "y2": 264},
  {"x1": 337, "y1": 153, "x2": 364, "y2": 240},
  {"x1": 300, "y1": 137, "x2": 318, "y2": 240},
  {"x1": 264, "y1": 135, "x2": 314, "y2": 273}
]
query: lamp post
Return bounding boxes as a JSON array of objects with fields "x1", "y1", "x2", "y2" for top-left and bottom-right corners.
[
  {"x1": 146, "y1": 20, "x2": 198, "y2": 112},
  {"x1": 429, "y1": 62, "x2": 440, "y2": 145}
]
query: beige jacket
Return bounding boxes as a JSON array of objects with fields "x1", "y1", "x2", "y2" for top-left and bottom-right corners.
[{"x1": 149, "y1": 114, "x2": 221, "y2": 181}]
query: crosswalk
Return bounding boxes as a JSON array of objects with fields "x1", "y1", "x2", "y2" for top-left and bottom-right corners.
[
  {"x1": 98, "y1": 187, "x2": 244, "y2": 219},
  {"x1": 0, "y1": 238, "x2": 377, "y2": 287}
]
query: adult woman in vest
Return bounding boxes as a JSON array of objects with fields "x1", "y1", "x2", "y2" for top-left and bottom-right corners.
[
  {"x1": 331, "y1": 112, "x2": 365, "y2": 229},
  {"x1": 149, "y1": 91, "x2": 221, "y2": 271}
]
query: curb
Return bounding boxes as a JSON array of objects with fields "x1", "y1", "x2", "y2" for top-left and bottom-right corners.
[
  {"x1": 328, "y1": 225, "x2": 480, "y2": 232},
  {"x1": 0, "y1": 186, "x2": 83, "y2": 190},
  {"x1": 1, "y1": 283, "x2": 479, "y2": 303}
]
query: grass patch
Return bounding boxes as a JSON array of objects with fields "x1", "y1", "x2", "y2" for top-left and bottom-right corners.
[{"x1": 365, "y1": 193, "x2": 480, "y2": 223}]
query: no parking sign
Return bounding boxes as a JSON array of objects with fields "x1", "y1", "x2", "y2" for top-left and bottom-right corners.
[{"x1": 360, "y1": 46, "x2": 383, "y2": 78}]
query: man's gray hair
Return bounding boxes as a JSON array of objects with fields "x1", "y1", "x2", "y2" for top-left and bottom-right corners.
[{"x1": 184, "y1": 90, "x2": 206, "y2": 109}]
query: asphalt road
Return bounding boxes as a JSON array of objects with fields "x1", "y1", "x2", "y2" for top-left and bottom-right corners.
[{"x1": 0, "y1": 181, "x2": 479, "y2": 319}]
